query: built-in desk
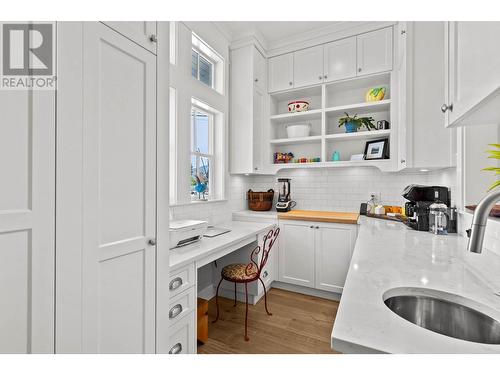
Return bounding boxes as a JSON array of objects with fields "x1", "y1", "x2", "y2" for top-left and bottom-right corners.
[{"x1": 167, "y1": 220, "x2": 276, "y2": 354}]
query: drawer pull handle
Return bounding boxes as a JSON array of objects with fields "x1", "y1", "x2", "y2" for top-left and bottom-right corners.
[
  {"x1": 169, "y1": 342, "x2": 182, "y2": 354},
  {"x1": 263, "y1": 270, "x2": 269, "y2": 278},
  {"x1": 169, "y1": 304, "x2": 183, "y2": 319},
  {"x1": 169, "y1": 277, "x2": 183, "y2": 291}
]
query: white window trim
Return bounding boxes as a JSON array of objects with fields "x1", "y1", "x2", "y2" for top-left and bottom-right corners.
[{"x1": 191, "y1": 32, "x2": 224, "y2": 95}]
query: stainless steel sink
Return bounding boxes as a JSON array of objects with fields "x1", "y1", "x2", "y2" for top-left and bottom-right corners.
[{"x1": 384, "y1": 289, "x2": 500, "y2": 345}]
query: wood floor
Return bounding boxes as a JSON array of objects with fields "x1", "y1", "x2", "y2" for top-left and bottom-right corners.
[{"x1": 197, "y1": 288, "x2": 340, "y2": 354}]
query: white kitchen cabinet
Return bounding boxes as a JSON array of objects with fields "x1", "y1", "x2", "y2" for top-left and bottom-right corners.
[
  {"x1": 408, "y1": 21, "x2": 456, "y2": 168},
  {"x1": 268, "y1": 53, "x2": 294, "y2": 92},
  {"x1": 324, "y1": 37, "x2": 357, "y2": 82},
  {"x1": 102, "y1": 21, "x2": 157, "y2": 54},
  {"x1": 315, "y1": 224, "x2": 357, "y2": 293},
  {"x1": 230, "y1": 45, "x2": 265, "y2": 173},
  {"x1": 278, "y1": 220, "x2": 358, "y2": 292},
  {"x1": 253, "y1": 47, "x2": 266, "y2": 92},
  {"x1": 357, "y1": 27, "x2": 393, "y2": 76},
  {"x1": 293, "y1": 45, "x2": 324, "y2": 88},
  {"x1": 444, "y1": 22, "x2": 500, "y2": 128},
  {"x1": 0, "y1": 71, "x2": 55, "y2": 352},
  {"x1": 278, "y1": 221, "x2": 315, "y2": 287}
]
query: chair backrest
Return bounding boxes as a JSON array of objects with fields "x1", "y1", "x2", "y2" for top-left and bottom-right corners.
[{"x1": 246, "y1": 227, "x2": 280, "y2": 278}]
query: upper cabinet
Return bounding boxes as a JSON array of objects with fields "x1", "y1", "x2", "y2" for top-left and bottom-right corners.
[
  {"x1": 444, "y1": 22, "x2": 500, "y2": 128},
  {"x1": 230, "y1": 45, "x2": 265, "y2": 174},
  {"x1": 408, "y1": 22, "x2": 456, "y2": 169},
  {"x1": 102, "y1": 22, "x2": 157, "y2": 54},
  {"x1": 268, "y1": 53, "x2": 294, "y2": 92},
  {"x1": 356, "y1": 27, "x2": 393, "y2": 76},
  {"x1": 324, "y1": 37, "x2": 357, "y2": 82},
  {"x1": 268, "y1": 26, "x2": 393, "y2": 93},
  {"x1": 293, "y1": 45, "x2": 324, "y2": 88}
]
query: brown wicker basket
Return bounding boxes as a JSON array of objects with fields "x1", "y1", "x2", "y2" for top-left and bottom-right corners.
[{"x1": 248, "y1": 189, "x2": 274, "y2": 211}]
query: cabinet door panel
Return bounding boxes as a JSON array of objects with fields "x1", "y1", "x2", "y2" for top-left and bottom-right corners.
[
  {"x1": 278, "y1": 222, "x2": 315, "y2": 287},
  {"x1": 102, "y1": 21, "x2": 157, "y2": 54},
  {"x1": 252, "y1": 87, "x2": 264, "y2": 172},
  {"x1": 357, "y1": 27, "x2": 393, "y2": 76},
  {"x1": 293, "y1": 45, "x2": 324, "y2": 88},
  {"x1": 82, "y1": 22, "x2": 156, "y2": 353},
  {"x1": 447, "y1": 21, "x2": 500, "y2": 126},
  {"x1": 253, "y1": 47, "x2": 266, "y2": 91},
  {"x1": 268, "y1": 53, "x2": 293, "y2": 92},
  {"x1": 315, "y1": 225, "x2": 355, "y2": 293},
  {"x1": 0, "y1": 88, "x2": 55, "y2": 353},
  {"x1": 324, "y1": 37, "x2": 357, "y2": 82}
]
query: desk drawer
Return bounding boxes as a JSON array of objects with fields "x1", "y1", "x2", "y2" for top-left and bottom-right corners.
[
  {"x1": 168, "y1": 286, "x2": 196, "y2": 327},
  {"x1": 168, "y1": 311, "x2": 195, "y2": 354},
  {"x1": 169, "y1": 263, "x2": 195, "y2": 297}
]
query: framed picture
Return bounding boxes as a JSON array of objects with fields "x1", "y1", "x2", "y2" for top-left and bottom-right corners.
[{"x1": 364, "y1": 138, "x2": 389, "y2": 160}]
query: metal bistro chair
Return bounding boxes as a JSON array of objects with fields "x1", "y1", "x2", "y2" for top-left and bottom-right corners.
[{"x1": 212, "y1": 227, "x2": 280, "y2": 341}]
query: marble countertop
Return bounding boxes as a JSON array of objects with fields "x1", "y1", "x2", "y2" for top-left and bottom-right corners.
[
  {"x1": 332, "y1": 216, "x2": 500, "y2": 353},
  {"x1": 169, "y1": 220, "x2": 275, "y2": 269}
]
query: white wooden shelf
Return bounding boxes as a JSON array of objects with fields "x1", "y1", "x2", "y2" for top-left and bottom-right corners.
[
  {"x1": 271, "y1": 159, "x2": 393, "y2": 171},
  {"x1": 325, "y1": 129, "x2": 391, "y2": 141},
  {"x1": 270, "y1": 109, "x2": 322, "y2": 122},
  {"x1": 270, "y1": 135, "x2": 322, "y2": 145},
  {"x1": 325, "y1": 99, "x2": 391, "y2": 115}
]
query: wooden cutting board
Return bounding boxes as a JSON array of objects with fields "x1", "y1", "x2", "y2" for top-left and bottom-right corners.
[{"x1": 278, "y1": 210, "x2": 359, "y2": 224}]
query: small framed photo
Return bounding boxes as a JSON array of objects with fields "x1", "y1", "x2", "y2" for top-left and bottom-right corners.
[{"x1": 364, "y1": 138, "x2": 389, "y2": 160}]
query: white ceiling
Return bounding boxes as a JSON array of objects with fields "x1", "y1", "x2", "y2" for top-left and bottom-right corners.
[{"x1": 218, "y1": 21, "x2": 343, "y2": 46}]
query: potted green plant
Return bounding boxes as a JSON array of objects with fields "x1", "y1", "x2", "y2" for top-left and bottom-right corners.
[
  {"x1": 338, "y1": 112, "x2": 376, "y2": 133},
  {"x1": 483, "y1": 143, "x2": 500, "y2": 191}
]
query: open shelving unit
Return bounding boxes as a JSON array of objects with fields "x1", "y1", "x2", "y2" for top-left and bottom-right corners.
[{"x1": 266, "y1": 72, "x2": 395, "y2": 172}]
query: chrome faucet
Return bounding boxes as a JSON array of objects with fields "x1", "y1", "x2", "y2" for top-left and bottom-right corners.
[{"x1": 467, "y1": 187, "x2": 500, "y2": 253}]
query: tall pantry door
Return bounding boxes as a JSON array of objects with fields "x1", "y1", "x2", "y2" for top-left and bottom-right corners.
[
  {"x1": 0, "y1": 88, "x2": 55, "y2": 352},
  {"x1": 81, "y1": 22, "x2": 157, "y2": 353}
]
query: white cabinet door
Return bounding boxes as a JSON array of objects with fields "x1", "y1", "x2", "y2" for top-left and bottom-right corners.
[
  {"x1": 278, "y1": 222, "x2": 315, "y2": 287},
  {"x1": 102, "y1": 21, "x2": 157, "y2": 54},
  {"x1": 253, "y1": 47, "x2": 266, "y2": 92},
  {"x1": 81, "y1": 22, "x2": 157, "y2": 353},
  {"x1": 315, "y1": 225, "x2": 356, "y2": 293},
  {"x1": 293, "y1": 45, "x2": 324, "y2": 88},
  {"x1": 268, "y1": 53, "x2": 293, "y2": 92},
  {"x1": 445, "y1": 22, "x2": 500, "y2": 127},
  {"x1": 324, "y1": 37, "x2": 357, "y2": 82},
  {"x1": 0, "y1": 87, "x2": 55, "y2": 353},
  {"x1": 357, "y1": 27, "x2": 393, "y2": 76},
  {"x1": 252, "y1": 86, "x2": 264, "y2": 172}
]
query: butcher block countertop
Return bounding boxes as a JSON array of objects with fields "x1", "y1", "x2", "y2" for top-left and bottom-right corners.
[{"x1": 278, "y1": 210, "x2": 359, "y2": 224}]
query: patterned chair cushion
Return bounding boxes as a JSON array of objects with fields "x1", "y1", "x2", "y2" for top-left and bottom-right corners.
[{"x1": 221, "y1": 263, "x2": 258, "y2": 281}]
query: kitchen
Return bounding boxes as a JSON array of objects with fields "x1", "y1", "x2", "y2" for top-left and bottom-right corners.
[{"x1": 1, "y1": 0, "x2": 500, "y2": 372}]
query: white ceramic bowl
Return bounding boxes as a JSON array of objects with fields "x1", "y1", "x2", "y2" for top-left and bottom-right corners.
[
  {"x1": 288, "y1": 101, "x2": 309, "y2": 112},
  {"x1": 286, "y1": 123, "x2": 311, "y2": 138}
]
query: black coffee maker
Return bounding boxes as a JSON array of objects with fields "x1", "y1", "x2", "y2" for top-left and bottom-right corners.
[{"x1": 402, "y1": 185, "x2": 454, "y2": 232}]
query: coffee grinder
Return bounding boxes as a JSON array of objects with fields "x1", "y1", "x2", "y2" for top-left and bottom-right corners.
[{"x1": 276, "y1": 178, "x2": 296, "y2": 212}]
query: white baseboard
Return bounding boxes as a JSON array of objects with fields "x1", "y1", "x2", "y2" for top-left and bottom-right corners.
[
  {"x1": 272, "y1": 281, "x2": 342, "y2": 301},
  {"x1": 198, "y1": 284, "x2": 215, "y2": 301}
]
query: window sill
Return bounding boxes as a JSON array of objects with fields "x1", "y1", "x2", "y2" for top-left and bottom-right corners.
[{"x1": 169, "y1": 199, "x2": 228, "y2": 208}]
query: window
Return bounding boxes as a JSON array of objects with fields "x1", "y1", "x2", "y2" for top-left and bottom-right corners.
[
  {"x1": 192, "y1": 49, "x2": 214, "y2": 88},
  {"x1": 191, "y1": 32, "x2": 224, "y2": 94},
  {"x1": 191, "y1": 107, "x2": 214, "y2": 201}
]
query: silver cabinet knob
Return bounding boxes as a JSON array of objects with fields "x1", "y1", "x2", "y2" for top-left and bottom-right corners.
[
  {"x1": 149, "y1": 34, "x2": 157, "y2": 43},
  {"x1": 148, "y1": 238, "x2": 156, "y2": 246},
  {"x1": 315, "y1": 226, "x2": 319, "y2": 229},
  {"x1": 441, "y1": 103, "x2": 453, "y2": 113},
  {"x1": 318, "y1": 75, "x2": 323, "y2": 80},
  {"x1": 401, "y1": 159, "x2": 406, "y2": 164},
  {"x1": 289, "y1": 81, "x2": 293, "y2": 86},
  {"x1": 324, "y1": 75, "x2": 328, "y2": 79},
  {"x1": 169, "y1": 343, "x2": 182, "y2": 354},
  {"x1": 401, "y1": 30, "x2": 406, "y2": 35},
  {"x1": 169, "y1": 277, "x2": 183, "y2": 291},
  {"x1": 358, "y1": 67, "x2": 362, "y2": 73},
  {"x1": 169, "y1": 304, "x2": 183, "y2": 319},
  {"x1": 254, "y1": 78, "x2": 258, "y2": 82},
  {"x1": 310, "y1": 225, "x2": 314, "y2": 229}
]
